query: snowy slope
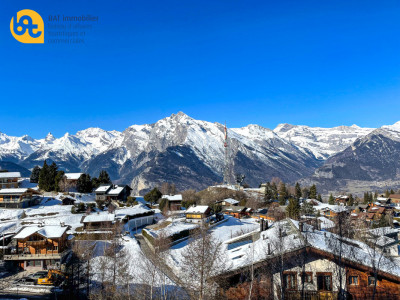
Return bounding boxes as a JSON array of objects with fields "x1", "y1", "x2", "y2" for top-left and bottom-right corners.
[{"x1": 273, "y1": 123, "x2": 374, "y2": 160}]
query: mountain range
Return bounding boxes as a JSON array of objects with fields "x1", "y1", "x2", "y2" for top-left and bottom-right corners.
[{"x1": 1, "y1": 112, "x2": 399, "y2": 195}]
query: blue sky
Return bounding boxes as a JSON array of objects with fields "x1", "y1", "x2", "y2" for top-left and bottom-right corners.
[{"x1": 1, "y1": 0, "x2": 400, "y2": 138}]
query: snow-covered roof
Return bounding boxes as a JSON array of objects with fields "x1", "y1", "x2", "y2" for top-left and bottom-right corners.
[
  {"x1": 95, "y1": 185, "x2": 111, "y2": 193},
  {"x1": 369, "y1": 227, "x2": 399, "y2": 237},
  {"x1": 107, "y1": 186, "x2": 124, "y2": 196},
  {"x1": 162, "y1": 194, "x2": 182, "y2": 201},
  {"x1": 0, "y1": 172, "x2": 21, "y2": 179},
  {"x1": 14, "y1": 225, "x2": 67, "y2": 239},
  {"x1": 0, "y1": 188, "x2": 28, "y2": 195},
  {"x1": 186, "y1": 205, "x2": 210, "y2": 214},
  {"x1": 83, "y1": 213, "x2": 115, "y2": 223},
  {"x1": 370, "y1": 236, "x2": 397, "y2": 247},
  {"x1": 115, "y1": 204, "x2": 153, "y2": 219},
  {"x1": 65, "y1": 173, "x2": 83, "y2": 180},
  {"x1": 223, "y1": 198, "x2": 240, "y2": 205},
  {"x1": 317, "y1": 216, "x2": 335, "y2": 229}
]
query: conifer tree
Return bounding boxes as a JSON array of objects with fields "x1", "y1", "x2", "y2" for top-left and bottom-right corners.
[
  {"x1": 317, "y1": 194, "x2": 322, "y2": 201},
  {"x1": 295, "y1": 182, "x2": 302, "y2": 200},
  {"x1": 77, "y1": 174, "x2": 93, "y2": 193},
  {"x1": 286, "y1": 197, "x2": 300, "y2": 219},
  {"x1": 278, "y1": 182, "x2": 287, "y2": 205},
  {"x1": 348, "y1": 194, "x2": 354, "y2": 206},
  {"x1": 98, "y1": 170, "x2": 111, "y2": 184},
  {"x1": 30, "y1": 166, "x2": 41, "y2": 183},
  {"x1": 309, "y1": 184, "x2": 317, "y2": 199},
  {"x1": 328, "y1": 193, "x2": 335, "y2": 205},
  {"x1": 39, "y1": 161, "x2": 51, "y2": 191}
]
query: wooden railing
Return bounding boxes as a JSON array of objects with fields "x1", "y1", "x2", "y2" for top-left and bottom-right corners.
[{"x1": 284, "y1": 290, "x2": 338, "y2": 300}]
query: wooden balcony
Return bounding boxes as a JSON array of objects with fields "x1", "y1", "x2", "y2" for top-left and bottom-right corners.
[
  {"x1": 4, "y1": 251, "x2": 64, "y2": 261},
  {"x1": 284, "y1": 290, "x2": 338, "y2": 300}
]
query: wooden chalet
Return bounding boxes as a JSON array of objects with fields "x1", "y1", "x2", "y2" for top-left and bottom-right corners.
[
  {"x1": 95, "y1": 184, "x2": 133, "y2": 203},
  {"x1": 389, "y1": 194, "x2": 400, "y2": 205},
  {"x1": 81, "y1": 213, "x2": 115, "y2": 230},
  {"x1": 4, "y1": 225, "x2": 68, "y2": 270},
  {"x1": 185, "y1": 205, "x2": 212, "y2": 223},
  {"x1": 0, "y1": 172, "x2": 20, "y2": 189},
  {"x1": 0, "y1": 188, "x2": 41, "y2": 208},
  {"x1": 161, "y1": 194, "x2": 182, "y2": 211}
]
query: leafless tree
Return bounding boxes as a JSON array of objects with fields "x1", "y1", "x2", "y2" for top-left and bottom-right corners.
[{"x1": 180, "y1": 226, "x2": 229, "y2": 300}]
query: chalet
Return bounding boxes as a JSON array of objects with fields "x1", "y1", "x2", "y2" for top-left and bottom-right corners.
[
  {"x1": 161, "y1": 194, "x2": 182, "y2": 211},
  {"x1": 264, "y1": 207, "x2": 285, "y2": 222},
  {"x1": 215, "y1": 219, "x2": 400, "y2": 300},
  {"x1": 64, "y1": 173, "x2": 83, "y2": 186},
  {"x1": 317, "y1": 205, "x2": 348, "y2": 219},
  {"x1": 223, "y1": 206, "x2": 247, "y2": 219},
  {"x1": 335, "y1": 195, "x2": 349, "y2": 205},
  {"x1": 219, "y1": 198, "x2": 240, "y2": 206},
  {"x1": 82, "y1": 213, "x2": 115, "y2": 230},
  {"x1": 0, "y1": 172, "x2": 21, "y2": 189},
  {"x1": 115, "y1": 204, "x2": 155, "y2": 230},
  {"x1": 251, "y1": 208, "x2": 269, "y2": 220},
  {"x1": 0, "y1": 188, "x2": 41, "y2": 208},
  {"x1": 4, "y1": 225, "x2": 68, "y2": 271},
  {"x1": 185, "y1": 205, "x2": 212, "y2": 223},
  {"x1": 94, "y1": 184, "x2": 133, "y2": 203},
  {"x1": 377, "y1": 197, "x2": 391, "y2": 205},
  {"x1": 389, "y1": 194, "x2": 400, "y2": 205}
]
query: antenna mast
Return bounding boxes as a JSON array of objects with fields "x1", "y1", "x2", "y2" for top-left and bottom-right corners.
[{"x1": 223, "y1": 122, "x2": 231, "y2": 185}]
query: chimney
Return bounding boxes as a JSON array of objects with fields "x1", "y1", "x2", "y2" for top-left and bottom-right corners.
[{"x1": 299, "y1": 222, "x2": 304, "y2": 232}]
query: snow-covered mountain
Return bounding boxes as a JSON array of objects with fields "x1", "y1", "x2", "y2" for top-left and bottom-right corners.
[
  {"x1": 1, "y1": 112, "x2": 396, "y2": 194},
  {"x1": 273, "y1": 123, "x2": 374, "y2": 160}
]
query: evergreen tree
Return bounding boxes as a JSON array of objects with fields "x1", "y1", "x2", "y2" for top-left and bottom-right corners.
[
  {"x1": 317, "y1": 194, "x2": 322, "y2": 201},
  {"x1": 295, "y1": 182, "x2": 302, "y2": 200},
  {"x1": 374, "y1": 191, "x2": 378, "y2": 200},
  {"x1": 278, "y1": 182, "x2": 287, "y2": 205},
  {"x1": 348, "y1": 194, "x2": 354, "y2": 206},
  {"x1": 144, "y1": 187, "x2": 162, "y2": 206},
  {"x1": 98, "y1": 170, "x2": 112, "y2": 185},
  {"x1": 30, "y1": 166, "x2": 41, "y2": 183},
  {"x1": 39, "y1": 161, "x2": 51, "y2": 191},
  {"x1": 48, "y1": 162, "x2": 58, "y2": 191},
  {"x1": 328, "y1": 193, "x2": 335, "y2": 205},
  {"x1": 301, "y1": 200, "x2": 315, "y2": 216},
  {"x1": 385, "y1": 189, "x2": 390, "y2": 198},
  {"x1": 77, "y1": 174, "x2": 93, "y2": 193},
  {"x1": 286, "y1": 197, "x2": 300, "y2": 219},
  {"x1": 309, "y1": 184, "x2": 317, "y2": 199},
  {"x1": 55, "y1": 170, "x2": 65, "y2": 192},
  {"x1": 271, "y1": 182, "x2": 278, "y2": 200},
  {"x1": 264, "y1": 182, "x2": 273, "y2": 202}
]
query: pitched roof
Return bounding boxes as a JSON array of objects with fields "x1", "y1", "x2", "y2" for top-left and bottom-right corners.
[
  {"x1": 186, "y1": 205, "x2": 210, "y2": 214},
  {"x1": 0, "y1": 172, "x2": 21, "y2": 179},
  {"x1": 14, "y1": 225, "x2": 67, "y2": 239},
  {"x1": 65, "y1": 173, "x2": 83, "y2": 180},
  {"x1": 162, "y1": 194, "x2": 183, "y2": 201},
  {"x1": 223, "y1": 198, "x2": 240, "y2": 205},
  {"x1": 95, "y1": 185, "x2": 112, "y2": 193},
  {"x1": 82, "y1": 213, "x2": 115, "y2": 223}
]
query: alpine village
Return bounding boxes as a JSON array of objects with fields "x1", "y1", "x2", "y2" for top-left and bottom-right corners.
[{"x1": 1, "y1": 121, "x2": 400, "y2": 300}]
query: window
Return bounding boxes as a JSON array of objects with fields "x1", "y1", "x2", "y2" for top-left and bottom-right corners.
[
  {"x1": 301, "y1": 272, "x2": 313, "y2": 284},
  {"x1": 283, "y1": 273, "x2": 297, "y2": 290},
  {"x1": 368, "y1": 276, "x2": 376, "y2": 286},
  {"x1": 349, "y1": 276, "x2": 359, "y2": 285},
  {"x1": 317, "y1": 273, "x2": 332, "y2": 291}
]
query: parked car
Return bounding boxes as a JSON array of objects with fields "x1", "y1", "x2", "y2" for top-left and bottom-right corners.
[{"x1": 28, "y1": 271, "x2": 48, "y2": 279}]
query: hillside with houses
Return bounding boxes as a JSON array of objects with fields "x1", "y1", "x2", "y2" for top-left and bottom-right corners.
[{"x1": 0, "y1": 167, "x2": 399, "y2": 299}]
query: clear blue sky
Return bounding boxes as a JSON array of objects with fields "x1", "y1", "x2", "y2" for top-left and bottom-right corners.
[{"x1": 1, "y1": 0, "x2": 400, "y2": 138}]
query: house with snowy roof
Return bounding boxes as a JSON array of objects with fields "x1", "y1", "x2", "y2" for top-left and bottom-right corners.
[
  {"x1": 219, "y1": 198, "x2": 240, "y2": 206},
  {"x1": 185, "y1": 205, "x2": 212, "y2": 223},
  {"x1": 0, "y1": 188, "x2": 41, "y2": 208},
  {"x1": 161, "y1": 194, "x2": 182, "y2": 211},
  {"x1": 214, "y1": 218, "x2": 400, "y2": 299},
  {"x1": 82, "y1": 212, "x2": 116, "y2": 230},
  {"x1": 0, "y1": 171, "x2": 21, "y2": 189},
  {"x1": 94, "y1": 184, "x2": 133, "y2": 203},
  {"x1": 4, "y1": 224, "x2": 69, "y2": 271}
]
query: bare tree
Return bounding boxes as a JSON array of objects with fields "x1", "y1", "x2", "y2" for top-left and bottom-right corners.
[{"x1": 180, "y1": 226, "x2": 229, "y2": 300}]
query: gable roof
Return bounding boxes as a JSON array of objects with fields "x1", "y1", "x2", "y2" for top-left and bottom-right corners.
[
  {"x1": 186, "y1": 205, "x2": 210, "y2": 214},
  {"x1": 0, "y1": 172, "x2": 21, "y2": 179},
  {"x1": 82, "y1": 213, "x2": 115, "y2": 223},
  {"x1": 162, "y1": 194, "x2": 183, "y2": 201},
  {"x1": 223, "y1": 198, "x2": 240, "y2": 205},
  {"x1": 65, "y1": 173, "x2": 83, "y2": 180},
  {"x1": 14, "y1": 225, "x2": 67, "y2": 239}
]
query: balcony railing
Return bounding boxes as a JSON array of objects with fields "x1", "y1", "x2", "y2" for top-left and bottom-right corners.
[
  {"x1": 284, "y1": 290, "x2": 338, "y2": 300},
  {"x1": 4, "y1": 251, "x2": 64, "y2": 261}
]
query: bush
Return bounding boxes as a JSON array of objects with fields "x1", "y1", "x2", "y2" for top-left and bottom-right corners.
[{"x1": 71, "y1": 206, "x2": 77, "y2": 214}]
